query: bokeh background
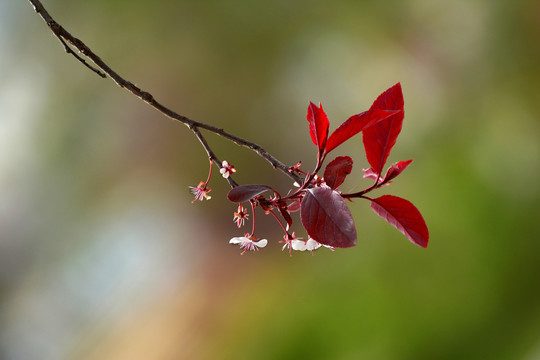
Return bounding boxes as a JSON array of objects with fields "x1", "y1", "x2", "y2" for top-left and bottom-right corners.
[{"x1": 1, "y1": 0, "x2": 539, "y2": 359}]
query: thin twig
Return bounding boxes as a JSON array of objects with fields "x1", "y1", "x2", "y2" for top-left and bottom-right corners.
[
  {"x1": 191, "y1": 126, "x2": 239, "y2": 188},
  {"x1": 27, "y1": 0, "x2": 303, "y2": 187},
  {"x1": 57, "y1": 35, "x2": 106, "y2": 77}
]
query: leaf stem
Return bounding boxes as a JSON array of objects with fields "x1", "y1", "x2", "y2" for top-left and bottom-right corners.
[
  {"x1": 268, "y1": 210, "x2": 290, "y2": 236},
  {"x1": 249, "y1": 200, "x2": 257, "y2": 238},
  {"x1": 341, "y1": 182, "x2": 381, "y2": 199}
]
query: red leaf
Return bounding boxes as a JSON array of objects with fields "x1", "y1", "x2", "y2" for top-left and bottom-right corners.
[
  {"x1": 369, "y1": 195, "x2": 429, "y2": 248},
  {"x1": 300, "y1": 187, "x2": 357, "y2": 248},
  {"x1": 323, "y1": 156, "x2": 353, "y2": 189},
  {"x1": 307, "y1": 102, "x2": 329, "y2": 153},
  {"x1": 371, "y1": 82, "x2": 404, "y2": 111},
  {"x1": 325, "y1": 109, "x2": 398, "y2": 154},
  {"x1": 227, "y1": 184, "x2": 273, "y2": 203},
  {"x1": 382, "y1": 159, "x2": 413, "y2": 183},
  {"x1": 363, "y1": 83, "x2": 405, "y2": 175},
  {"x1": 363, "y1": 159, "x2": 413, "y2": 185}
]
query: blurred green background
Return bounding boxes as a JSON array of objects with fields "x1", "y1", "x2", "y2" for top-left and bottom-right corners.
[{"x1": 1, "y1": 0, "x2": 539, "y2": 359}]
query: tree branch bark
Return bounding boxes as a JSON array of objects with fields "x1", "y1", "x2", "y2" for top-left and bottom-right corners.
[{"x1": 27, "y1": 0, "x2": 303, "y2": 186}]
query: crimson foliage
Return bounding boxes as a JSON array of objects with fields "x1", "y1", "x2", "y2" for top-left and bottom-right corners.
[
  {"x1": 323, "y1": 156, "x2": 352, "y2": 190},
  {"x1": 369, "y1": 195, "x2": 429, "y2": 248},
  {"x1": 306, "y1": 102, "x2": 329, "y2": 157},
  {"x1": 227, "y1": 83, "x2": 429, "y2": 251},
  {"x1": 325, "y1": 109, "x2": 398, "y2": 154},
  {"x1": 363, "y1": 83, "x2": 405, "y2": 176}
]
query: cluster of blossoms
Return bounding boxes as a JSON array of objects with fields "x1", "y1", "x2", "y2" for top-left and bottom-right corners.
[
  {"x1": 190, "y1": 159, "x2": 335, "y2": 255},
  {"x1": 190, "y1": 84, "x2": 429, "y2": 255}
]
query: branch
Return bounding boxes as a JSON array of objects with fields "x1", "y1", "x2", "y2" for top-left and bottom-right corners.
[
  {"x1": 191, "y1": 126, "x2": 239, "y2": 188},
  {"x1": 27, "y1": 0, "x2": 303, "y2": 186}
]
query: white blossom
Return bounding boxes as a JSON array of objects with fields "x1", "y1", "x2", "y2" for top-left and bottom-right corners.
[
  {"x1": 291, "y1": 238, "x2": 334, "y2": 253},
  {"x1": 229, "y1": 236, "x2": 267, "y2": 254},
  {"x1": 220, "y1": 160, "x2": 236, "y2": 179}
]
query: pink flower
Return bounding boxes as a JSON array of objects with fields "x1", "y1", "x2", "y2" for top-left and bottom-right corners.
[
  {"x1": 189, "y1": 181, "x2": 212, "y2": 203},
  {"x1": 233, "y1": 205, "x2": 249, "y2": 228},
  {"x1": 220, "y1": 160, "x2": 236, "y2": 179},
  {"x1": 229, "y1": 234, "x2": 268, "y2": 255}
]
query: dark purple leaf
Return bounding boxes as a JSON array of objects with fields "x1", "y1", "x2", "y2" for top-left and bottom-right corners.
[
  {"x1": 307, "y1": 102, "x2": 329, "y2": 153},
  {"x1": 323, "y1": 156, "x2": 353, "y2": 190},
  {"x1": 363, "y1": 83, "x2": 405, "y2": 176},
  {"x1": 279, "y1": 206, "x2": 293, "y2": 228},
  {"x1": 369, "y1": 195, "x2": 429, "y2": 248},
  {"x1": 227, "y1": 184, "x2": 273, "y2": 203},
  {"x1": 300, "y1": 187, "x2": 357, "y2": 248},
  {"x1": 325, "y1": 109, "x2": 398, "y2": 154},
  {"x1": 287, "y1": 199, "x2": 301, "y2": 212}
]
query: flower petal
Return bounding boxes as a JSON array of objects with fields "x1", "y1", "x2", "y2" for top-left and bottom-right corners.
[
  {"x1": 253, "y1": 239, "x2": 268, "y2": 248},
  {"x1": 229, "y1": 237, "x2": 246, "y2": 244},
  {"x1": 305, "y1": 238, "x2": 322, "y2": 251},
  {"x1": 291, "y1": 240, "x2": 307, "y2": 251}
]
